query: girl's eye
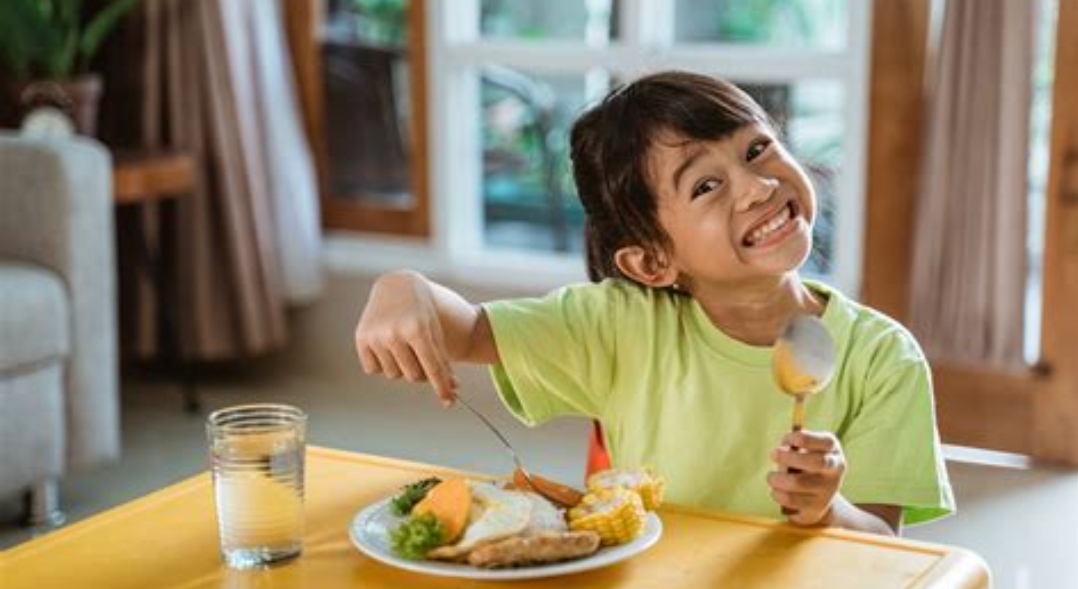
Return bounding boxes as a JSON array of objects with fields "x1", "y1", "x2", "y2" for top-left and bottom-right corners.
[
  {"x1": 692, "y1": 178, "x2": 721, "y2": 199},
  {"x1": 746, "y1": 138, "x2": 773, "y2": 162}
]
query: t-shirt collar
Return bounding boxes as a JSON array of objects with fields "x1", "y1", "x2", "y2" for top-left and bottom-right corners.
[{"x1": 687, "y1": 279, "x2": 851, "y2": 369}]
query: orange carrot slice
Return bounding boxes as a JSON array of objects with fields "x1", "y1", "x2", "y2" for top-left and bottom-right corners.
[{"x1": 413, "y1": 477, "x2": 472, "y2": 543}]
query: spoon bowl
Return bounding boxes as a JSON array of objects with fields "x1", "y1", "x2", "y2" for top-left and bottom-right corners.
[{"x1": 773, "y1": 314, "x2": 836, "y2": 412}]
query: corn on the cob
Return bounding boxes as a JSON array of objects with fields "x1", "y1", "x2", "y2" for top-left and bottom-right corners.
[
  {"x1": 586, "y1": 467, "x2": 665, "y2": 511},
  {"x1": 567, "y1": 488, "x2": 646, "y2": 546}
]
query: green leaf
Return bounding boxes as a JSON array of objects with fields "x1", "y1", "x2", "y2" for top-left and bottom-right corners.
[
  {"x1": 61, "y1": 0, "x2": 86, "y2": 25},
  {"x1": 0, "y1": 0, "x2": 66, "y2": 79},
  {"x1": 58, "y1": 0, "x2": 85, "y2": 77},
  {"x1": 389, "y1": 513, "x2": 446, "y2": 560},
  {"x1": 0, "y1": 1, "x2": 37, "y2": 77},
  {"x1": 389, "y1": 477, "x2": 441, "y2": 517},
  {"x1": 79, "y1": 0, "x2": 145, "y2": 66}
]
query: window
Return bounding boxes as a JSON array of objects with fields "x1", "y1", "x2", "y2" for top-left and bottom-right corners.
[
  {"x1": 430, "y1": 0, "x2": 871, "y2": 292},
  {"x1": 317, "y1": 0, "x2": 430, "y2": 236},
  {"x1": 1025, "y1": 0, "x2": 1059, "y2": 363}
]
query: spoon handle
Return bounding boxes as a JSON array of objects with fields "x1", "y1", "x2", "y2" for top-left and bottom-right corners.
[
  {"x1": 782, "y1": 395, "x2": 806, "y2": 516},
  {"x1": 791, "y1": 394, "x2": 806, "y2": 433}
]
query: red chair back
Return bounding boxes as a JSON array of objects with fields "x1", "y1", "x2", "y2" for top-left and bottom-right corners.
[{"x1": 586, "y1": 420, "x2": 611, "y2": 478}]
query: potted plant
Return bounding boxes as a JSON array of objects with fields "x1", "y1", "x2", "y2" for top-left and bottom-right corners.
[{"x1": 0, "y1": 0, "x2": 145, "y2": 135}]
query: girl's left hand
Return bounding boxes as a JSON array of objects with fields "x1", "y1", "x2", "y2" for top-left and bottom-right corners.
[{"x1": 767, "y1": 430, "x2": 846, "y2": 526}]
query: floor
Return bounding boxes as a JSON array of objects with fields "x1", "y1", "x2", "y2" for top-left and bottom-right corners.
[{"x1": 2, "y1": 270, "x2": 1076, "y2": 589}]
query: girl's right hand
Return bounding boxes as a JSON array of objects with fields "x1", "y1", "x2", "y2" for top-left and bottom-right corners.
[{"x1": 354, "y1": 271, "x2": 459, "y2": 405}]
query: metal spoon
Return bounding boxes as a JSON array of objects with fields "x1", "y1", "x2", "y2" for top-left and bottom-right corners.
[{"x1": 772, "y1": 314, "x2": 836, "y2": 514}]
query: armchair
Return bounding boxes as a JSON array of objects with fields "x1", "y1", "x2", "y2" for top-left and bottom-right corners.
[{"x1": 0, "y1": 132, "x2": 120, "y2": 525}]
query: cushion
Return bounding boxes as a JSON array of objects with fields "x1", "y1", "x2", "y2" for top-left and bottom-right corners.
[{"x1": 0, "y1": 260, "x2": 70, "y2": 375}]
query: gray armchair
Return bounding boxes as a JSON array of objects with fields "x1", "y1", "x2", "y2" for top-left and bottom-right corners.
[{"x1": 0, "y1": 132, "x2": 120, "y2": 525}]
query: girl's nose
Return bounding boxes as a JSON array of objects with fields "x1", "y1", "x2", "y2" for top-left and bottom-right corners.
[{"x1": 732, "y1": 170, "x2": 779, "y2": 213}]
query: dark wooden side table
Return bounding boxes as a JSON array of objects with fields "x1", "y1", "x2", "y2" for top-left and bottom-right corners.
[
  {"x1": 112, "y1": 150, "x2": 201, "y2": 412},
  {"x1": 113, "y1": 151, "x2": 196, "y2": 205}
]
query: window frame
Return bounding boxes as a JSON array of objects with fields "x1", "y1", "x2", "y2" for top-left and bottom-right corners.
[{"x1": 287, "y1": 0, "x2": 432, "y2": 237}]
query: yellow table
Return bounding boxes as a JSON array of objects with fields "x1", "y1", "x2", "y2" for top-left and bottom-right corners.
[{"x1": 2, "y1": 447, "x2": 990, "y2": 588}]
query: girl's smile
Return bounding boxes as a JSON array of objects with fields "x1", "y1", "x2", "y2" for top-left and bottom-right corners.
[{"x1": 740, "y1": 198, "x2": 804, "y2": 250}]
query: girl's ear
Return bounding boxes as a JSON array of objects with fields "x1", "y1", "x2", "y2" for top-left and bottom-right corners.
[{"x1": 614, "y1": 245, "x2": 678, "y2": 288}]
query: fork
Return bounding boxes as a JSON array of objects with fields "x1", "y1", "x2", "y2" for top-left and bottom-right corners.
[{"x1": 453, "y1": 393, "x2": 542, "y2": 494}]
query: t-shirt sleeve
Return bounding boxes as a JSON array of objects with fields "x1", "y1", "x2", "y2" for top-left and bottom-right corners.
[
  {"x1": 840, "y1": 331, "x2": 955, "y2": 526},
  {"x1": 482, "y1": 283, "x2": 620, "y2": 427}
]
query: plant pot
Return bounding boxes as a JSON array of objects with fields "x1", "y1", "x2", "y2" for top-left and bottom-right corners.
[{"x1": 13, "y1": 73, "x2": 104, "y2": 136}]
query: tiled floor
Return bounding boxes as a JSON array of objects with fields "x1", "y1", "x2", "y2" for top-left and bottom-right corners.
[{"x1": 2, "y1": 270, "x2": 1075, "y2": 588}]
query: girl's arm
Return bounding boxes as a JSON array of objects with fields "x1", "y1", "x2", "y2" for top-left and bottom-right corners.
[{"x1": 354, "y1": 270, "x2": 499, "y2": 404}]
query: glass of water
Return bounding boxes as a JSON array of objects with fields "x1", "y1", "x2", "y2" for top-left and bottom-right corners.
[{"x1": 207, "y1": 404, "x2": 307, "y2": 569}]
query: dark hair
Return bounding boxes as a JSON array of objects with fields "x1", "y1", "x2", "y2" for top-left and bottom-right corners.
[{"x1": 569, "y1": 71, "x2": 775, "y2": 283}]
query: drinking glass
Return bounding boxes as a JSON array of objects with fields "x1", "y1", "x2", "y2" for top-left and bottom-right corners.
[{"x1": 207, "y1": 403, "x2": 307, "y2": 569}]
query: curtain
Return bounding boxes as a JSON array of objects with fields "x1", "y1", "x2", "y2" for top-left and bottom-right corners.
[
  {"x1": 244, "y1": 0, "x2": 324, "y2": 304},
  {"x1": 122, "y1": 0, "x2": 323, "y2": 361},
  {"x1": 908, "y1": 0, "x2": 1036, "y2": 371}
]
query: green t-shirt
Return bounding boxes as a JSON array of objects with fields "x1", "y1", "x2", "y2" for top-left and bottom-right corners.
[{"x1": 483, "y1": 278, "x2": 954, "y2": 526}]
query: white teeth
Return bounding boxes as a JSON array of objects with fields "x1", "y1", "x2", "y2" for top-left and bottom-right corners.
[{"x1": 747, "y1": 205, "x2": 792, "y2": 246}]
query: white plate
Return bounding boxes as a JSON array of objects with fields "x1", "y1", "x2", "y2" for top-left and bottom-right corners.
[{"x1": 349, "y1": 496, "x2": 663, "y2": 581}]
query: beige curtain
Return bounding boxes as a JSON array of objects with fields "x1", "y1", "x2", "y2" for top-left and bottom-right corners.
[
  {"x1": 908, "y1": 0, "x2": 1036, "y2": 371},
  {"x1": 135, "y1": 0, "x2": 292, "y2": 360}
]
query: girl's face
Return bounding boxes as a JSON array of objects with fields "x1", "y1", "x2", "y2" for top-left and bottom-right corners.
[{"x1": 646, "y1": 124, "x2": 816, "y2": 289}]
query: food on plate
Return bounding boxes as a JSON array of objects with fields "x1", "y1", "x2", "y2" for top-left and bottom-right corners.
[
  {"x1": 586, "y1": 467, "x2": 665, "y2": 511},
  {"x1": 385, "y1": 467, "x2": 664, "y2": 568},
  {"x1": 568, "y1": 487, "x2": 647, "y2": 546},
  {"x1": 464, "y1": 531, "x2": 602, "y2": 569},
  {"x1": 511, "y1": 468, "x2": 585, "y2": 508},
  {"x1": 427, "y1": 481, "x2": 534, "y2": 559},
  {"x1": 428, "y1": 481, "x2": 602, "y2": 568},
  {"x1": 412, "y1": 477, "x2": 472, "y2": 543},
  {"x1": 389, "y1": 477, "x2": 441, "y2": 516},
  {"x1": 568, "y1": 467, "x2": 664, "y2": 546},
  {"x1": 388, "y1": 477, "x2": 601, "y2": 568},
  {"x1": 390, "y1": 512, "x2": 445, "y2": 560}
]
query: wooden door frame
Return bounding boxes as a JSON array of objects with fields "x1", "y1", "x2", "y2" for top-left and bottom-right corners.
[
  {"x1": 284, "y1": 0, "x2": 431, "y2": 237},
  {"x1": 1032, "y1": 0, "x2": 1078, "y2": 464},
  {"x1": 864, "y1": 0, "x2": 1078, "y2": 463}
]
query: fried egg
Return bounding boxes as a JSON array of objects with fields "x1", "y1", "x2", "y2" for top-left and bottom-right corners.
[
  {"x1": 429, "y1": 481, "x2": 532, "y2": 559},
  {"x1": 522, "y1": 492, "x2": 567, "y2": 535}
]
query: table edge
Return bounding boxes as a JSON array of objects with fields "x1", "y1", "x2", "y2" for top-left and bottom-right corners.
[{"x1": 909, "y1": 548, "x2": 992, "y2": 589}]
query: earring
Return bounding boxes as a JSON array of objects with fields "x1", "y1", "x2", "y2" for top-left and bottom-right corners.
[{"x1": 671, "y1": 283, "x2": 682, "y2": 291}]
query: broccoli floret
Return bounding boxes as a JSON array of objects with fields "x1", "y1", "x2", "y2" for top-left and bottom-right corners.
[
  {"x1": 390, "y1": 513, "x2": 446, "y2": 560},
  {"x1": 390, "y1": 477, "x2": 442, "y2": 516}
]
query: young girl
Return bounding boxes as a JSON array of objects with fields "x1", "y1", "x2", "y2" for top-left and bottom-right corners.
[{"x1": 354, "y1": 71, "x2": 953, "y2": 536}]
